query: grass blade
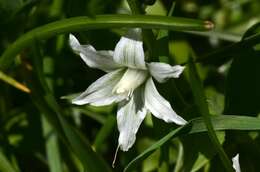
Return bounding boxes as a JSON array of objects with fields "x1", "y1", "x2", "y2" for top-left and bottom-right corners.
[
  {"x1": 188, "y1": 61, "x2": 233, "y2": 171},
  {"x1": 42, "y1": 116, "x2": 63, "y2": 172},
  {"x1": 25, "y1": 41, "x2": 112, "y2": 172},
  {"x1": 0, "y1": 151, "x2": 17, "y2": 172},
  {"x1": 0, "y1": 14, "x2": 213, "y2": 70},
  {"x1": 0, "y1": 70, "x2": 30, "y2": 93}
]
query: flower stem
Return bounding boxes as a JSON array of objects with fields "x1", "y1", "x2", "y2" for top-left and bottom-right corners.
[{"x1": 188, "y1": 60, "x2": 234, "y2": 172}]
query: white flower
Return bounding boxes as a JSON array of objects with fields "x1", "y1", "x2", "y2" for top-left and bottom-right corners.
[
  {"x1": 232, "y1": 154, "x2": 241, "y2": 172},
  {"x1": 69, "y1": 30, "x2": 187, "y2": 151}
]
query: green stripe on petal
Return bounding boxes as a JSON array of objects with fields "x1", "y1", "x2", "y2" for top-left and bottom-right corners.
[
  {"x1": 113, "y1": 36, "x2": 146, "y2": 69},
  {"x1": 117, "y1": 87, "x2": 147, "y2": 151},
  {"x1": 72, "y1": 69, "x2": 127, "y2": 106},
  {"x1": 148, "y1": 62, "x2": 185, "y2": 83},
  {"x1": 144, "y1": 78, "x2": 187, "y2": 125},
  {"x1": 69, "y1": 34, "x2": 121, "y2": 72}
]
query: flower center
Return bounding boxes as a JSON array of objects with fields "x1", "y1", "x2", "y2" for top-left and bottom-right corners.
[{"x1": 113, "y1": 68, "x2": 148, "y2": 97}]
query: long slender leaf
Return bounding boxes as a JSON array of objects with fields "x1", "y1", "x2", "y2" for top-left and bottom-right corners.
[
  {"x1": 0, "y1": 14, "x2": 213, "y2": 70},
  {"x1": 0, "y1": 151, "x2": 17, "y2": 172},
  {"x1": 26, "y1": 41, "x2": 112, "y2": 172},
  {"x1": 27, "y1": 62, "x2": 112, "y2": 172},
  {"x1": 42, "y1": 116, "x2": 63, "y2": 172},
  {"x1": 58, "y1": 112, "x2": 112, "y2": 172},
  {"x1": 188, "y1": 61, "x2": 233, "y2": 171},
  {"x1": 124, "y1": 115, "x2": 260, "y2": 172},
  {"x1": 41, "y1": 48, "x2": 63, "y2": 172},
  {"x1": 0, "y1": 70, "x2": 30, "y2": 93}
]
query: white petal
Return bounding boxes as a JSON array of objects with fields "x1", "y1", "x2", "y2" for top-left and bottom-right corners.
[
  {"x1": 72, "y1": 69, "x2": 127, "y2": 106},
  {"x1": 117, "y1": 88, "x2": 147, "y2": 151},
  {"x1": 69, "y1": 34, "x2": 120, "y2": 72},
  {"x1": 148, "y1": 62, "x2": 185, "y2": 83},
  {"x1": 232, "y1": 154, "x2": 241, "y2": 172},
  {"x1": 113, "y1": 68, "x2": 148, "y2": 96},
  {"x1": 144, "y1": 78, "x2": 187, "y2": 125},
  {"x1": 113, "y1": 36, "x2": 146, "y2": 69}
]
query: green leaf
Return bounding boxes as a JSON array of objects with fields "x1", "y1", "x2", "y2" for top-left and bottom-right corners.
[
  {"x1": 124, "y1": 125, "x2": 185, "y2": 172},
  {"x1": 124, "y1": 115, "x2": 260, "y2": 172},
  {"x1": 205, "y1": 88, "x2": 224, "y2": 115},
  {"x1": 188, "y1": 61, "x2": 233, "y2": 171},
  {"x1": 42, "y1": 115, "x2": 63, "y2": 172},
  {"x1": 26, "y1": 42, "x2": 112, "y2": 172},
  {"x1": 58, "y1": 113, "x2": 112, "y2": 172},
  {"x1": 0, "y1": 151, "x2": 17, "y2": 172},
  {"x1": 29, "y1": 72, "x2": 112, "y2": 172},
  {"x1": 0, "y1": 70, "x2": 30, "y2": 93},
  {"x1": 0, "y1": 14, "x2": 212, "y2": 70},
  {"x1": 242, "y1": 23, "x2": 260, "y2": 40},
  {"x1": 223, "y1": 23, "x2": 260, "y2": 172},
  {"x1": 93, "y1": 115, "x2": 116, "y2": 152},
  {"x1": 41, "y1": 54, "x2": 62, "y2": 172}
]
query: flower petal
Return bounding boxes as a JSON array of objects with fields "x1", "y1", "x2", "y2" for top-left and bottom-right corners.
[
  {"x1": 144, "y1": 78, "x2": 187, "y2": 125},
  {"x1": 113, "y1": 36, "x2": 146, "y2": 69},
  {"x1": 148, "y1": 62, "x2": 185, "y2": 83},
  {"x1": 69, "y1": 34, "x2": 120, "y2": 72},
  {"x1": 113, "y1": 68, "x2": 148, "y2": 96},
  {"x1": 117, "y1": 87, "x2": 147, "y2": 151},
  {"x1": 232, "y1": 154, "x2": 241, "y2": 172},
  {"x1": 72, "y1": 69, "x2": 127, "y2": 106}
]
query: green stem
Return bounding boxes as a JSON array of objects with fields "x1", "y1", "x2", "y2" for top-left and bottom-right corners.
[
  {"x1": 188, "y1": 61, "x2": 234, "y2": 172},
  {"x1": 0, "y1": 15, "x2": 212, "y2": 71}
]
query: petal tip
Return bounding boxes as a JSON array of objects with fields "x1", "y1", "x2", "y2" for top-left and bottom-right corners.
[
  {"x1": 174, "y1": 65, "x2": 185, "y2": 78},
  {"x1": 71, "y1": 98, "x2": 85, "y2": 105},
  {"x1": 232, "y1": 154, "x2": 241, "y2": 172},
  {"x1": 176, "y1": 118, "x2": 188, "y2": 125},
  {"x1": 144, "y1": 78, "x2": 187, "y2": 126},
  {"x1": 119, "y1": 144, "x2": 130, "y2": 152},
  {"x1": 69, "y1": 34, "x2": 80, "y2": 51}
]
